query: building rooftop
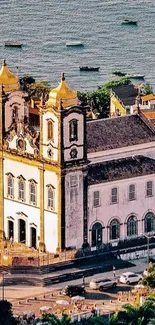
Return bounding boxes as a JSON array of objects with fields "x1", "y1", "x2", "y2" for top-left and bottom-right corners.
[
  {"x1": 111, "y1": 84, "x2": 138, "y2": 106},
  {"x1": 87, "y1": 114, "x2": 155, "y2": 153},
  {"x1": 88, "y1": 155, "x2": 155, "y2": 185}
]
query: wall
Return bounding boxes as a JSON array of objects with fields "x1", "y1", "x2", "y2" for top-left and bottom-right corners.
[
  {"x1": 88, "y1": 174, "x2": 155, "y2": 245},
  {"x1": 110, "y1": 94, "x2": 126, "y2": 116},
  {"x1": 3, "y1": 159, "x2": 59, "y2": 252},
  {"x1": 88, "y1": 141, "x2": 155, "y2": 164},
  {"x1": 42, "y1": 111, "x2": 58, "y2": 161},
  {"x1": 63, "y1": 112, "x2": 84, "y2": 162},
  {"x1": 65, "y1": 170, "x2": 84, "y2": 248},
  {"x1": 5, "y1": 91, "x2": 26, "y2": 131}
]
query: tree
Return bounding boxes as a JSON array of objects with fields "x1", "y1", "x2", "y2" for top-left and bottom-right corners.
[
  {"x1": 78, "y1": 77, "x2": 131, "y2": 118},
  {"x1": 41, "y1": 313, "x2": 62, "y2": 325},
  {"x1": 0, "y1": 300, "x2": 17, "y2": 325},
  {"x1": 110, "y1": 301, "x2": 155, "y2": 325},
  {"x1": 141, "y1": 83, "x2": 153, "y2": 95},
  {"x1": 81, "y1": 315, "x2": 106, "y2": 325}
]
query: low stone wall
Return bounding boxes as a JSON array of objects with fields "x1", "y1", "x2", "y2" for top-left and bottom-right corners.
[{"x1": 120, "y1": 247, "x2": 155, "y2": 261}]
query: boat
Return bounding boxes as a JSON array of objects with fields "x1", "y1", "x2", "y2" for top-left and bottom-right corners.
[
  {"x1": 121, "y1": 20, "x2": 137, "y2": 25},
  {"x1": 4, "y1": 42, "x2": 23, "y2": 48},
  {"x1": 66, "y1": 41, "x2": 84, "y2": 47},
  {"x1": 79, "y1": 66, "x2": 100, "y2": 71},
  {"x1": 126, "y1": 74, "x2": 145, "y2": 79}
]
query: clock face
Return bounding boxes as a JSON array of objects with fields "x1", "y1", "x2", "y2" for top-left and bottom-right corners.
[{"x1": 70, "y1": 148, "x2": 77, "y2": 159}]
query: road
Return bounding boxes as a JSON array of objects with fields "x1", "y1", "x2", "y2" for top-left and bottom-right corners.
[{"x1": 50, "y1": 257, "x2": 147, "y2": 290}]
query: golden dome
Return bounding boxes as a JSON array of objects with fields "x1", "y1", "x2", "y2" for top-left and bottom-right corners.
[
  {"x1": 47, "y1": 73, "x2": 79, "y2": 108},
  {"x1": 0, "y1": 60, "x2": 19, "y2": 92}
]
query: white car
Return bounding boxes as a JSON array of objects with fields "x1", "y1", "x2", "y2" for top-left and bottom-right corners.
[
  {"x1": 119, "y1": 272, "x2": 142, "y2": 285},
  {"x1": 89, "y1": 278, "x2": 117, "y2": 291}
]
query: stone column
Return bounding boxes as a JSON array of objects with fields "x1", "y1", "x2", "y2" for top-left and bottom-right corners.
[
  {"x1": 0, "y1": 88, "x2": 4, "y2": 239},
  {"x1": 39, "y1": 165, "x2": 45, "y2": 252}
]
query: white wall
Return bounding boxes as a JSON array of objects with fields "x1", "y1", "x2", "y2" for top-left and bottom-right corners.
[
  {"x1": 63, "y1": 112, "x2": 84, "y2": 162},
  {"x1": 88, "y1": 174, "x2": 155, "y2": 244},
  {"x1": 42, "y1": 111, "x2": 58, "y2": 161},
  {"x1": 88, "y1": 142, "x2": 155, "y2": 164},
  {"x1": 44, "y1": 210, "x2": 58, "y2": 252},
  {"x1": 4, "y1": 159, "x2": 40, "y2": 205},
  {"x1": 44, "y1": 170, "x2": 58, "y2": 212},
  {"x1": 4, "y1": 159, "x2": 59, "y2": 252},
  {"x1": 65, "y1": 170, "x2": 84, "y2": 248},
  {"x1": 4, "y1": 199, "x2": 40, "y2": 247}
]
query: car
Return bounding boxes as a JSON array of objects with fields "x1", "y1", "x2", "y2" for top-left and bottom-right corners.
[
  {"x1": 62, "y1": 285, "x2": 85, "y2": 297},
  {"x1": 89, "y1": 278, "x2": 117, "y2": 291},
  {"x1": 119, "y1": 272, "x2": 142, "y2": 284}
]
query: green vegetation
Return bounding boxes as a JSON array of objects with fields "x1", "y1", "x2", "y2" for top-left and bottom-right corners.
[
  {"x1": 0, "y1": 300, "x2": 17, "y2": 324},
  {"x1": 20, "y1": 75, "x2": 50, "y2": 99},
  {"x1": 142, "y1": 83, "x2": 153, "y2": 95},
  {"x1": 110, "y1": 301, "x2": 155, "y2": 325},
  {"x1": 112, "y1": 71, "x2": 126, "y2": 77},
  {"x1": 142, "y1": 263, "x2": 155, "y2": 289},
  {"x1": 78, "y1": 77, "x2": 131, "y2": 118},
  {"x1": 35, "y1": 313, "x2": 106, "y2": 325}
]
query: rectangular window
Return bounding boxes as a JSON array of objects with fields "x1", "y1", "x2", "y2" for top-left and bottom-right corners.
[
  {"x1": 30, "y1": 183, "x2": 36, "y2": 205},
  {"x1": 70, "y1": 175, "x2": 78, "y2": 187},
  {"x1": 48, "y1": 187, "x2": 55, "y2": 210},
  {"x1": 129, "y1": 184, "x2": 136, "y2": 201},
  {"x1": 93, "y1": 191, "x2": 100, "y2": 207},
  {"x1": 111, "y1": 188, "x2": 118, "y2": 204},
  {"x1": 146, "y1": 181, "x2": 153, "y2": 197},
  {"x1": 19, "y1": 180, "x2": 25, "y2": 201},
  {"x1": 8, "y1": 177, "x2": 13, "y2": 197}
]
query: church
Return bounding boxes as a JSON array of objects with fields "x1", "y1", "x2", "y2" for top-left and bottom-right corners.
[{"x1": 1, "y1": 60, "x2": 155, "y2": 253}]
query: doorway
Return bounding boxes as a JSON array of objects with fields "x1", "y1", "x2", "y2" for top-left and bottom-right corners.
[
  {"x1": 19, "y1": 219, "x2": 26, "y2": 243},
  {"x1": 8, "y1": 220, "x2": 14, "y2": 240},
  {"x1": 30, "y1": 227, "x2": 36, "y2": 248}
]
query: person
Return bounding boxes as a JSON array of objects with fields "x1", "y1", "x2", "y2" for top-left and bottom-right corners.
[
  {"x1": 10, "y1": 236, "x2": 13, "y2": 247},
  {"x1": 113, "y1": 265, "x2": 116, "y2": 278},
  {"x1": 82, "y1": 275, "x2": 85, "y2": 285}
]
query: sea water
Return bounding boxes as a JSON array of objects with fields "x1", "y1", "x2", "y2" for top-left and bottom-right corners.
[{"x1": 0, "y1": 0, "x2": 155, "y2": 92}]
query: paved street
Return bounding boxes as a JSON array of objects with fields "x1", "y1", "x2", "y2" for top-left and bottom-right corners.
[
  {"x1": 0, "y1": 257, "x2": 148, "y2": 317},
  {"x1": 49, "y1": 257, "x2": 148, "y2": 289}
]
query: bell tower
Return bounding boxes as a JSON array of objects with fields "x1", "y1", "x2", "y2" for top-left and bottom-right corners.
[
  {"x1": 0, "y1": 85, "x2": 7, "y2": 239},
  {"x1": 41, "y1": 73, "x2": 88, "y2": 251}
]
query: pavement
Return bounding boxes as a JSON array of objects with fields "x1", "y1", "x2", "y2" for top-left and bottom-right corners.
[
  {"x1": 0, "y1": 257, "x2": 148, "y2": 318},
  {"x1": 2, "y1": 257, "x2": 147, "y2": 299}
]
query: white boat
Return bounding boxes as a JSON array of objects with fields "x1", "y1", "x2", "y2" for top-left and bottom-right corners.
[
  {"x1": 66, "y1": 41, "x2": 84, "y2": 47},
  {"x1": 126, "y1": 74, "x2": 145, "y2": 79}
]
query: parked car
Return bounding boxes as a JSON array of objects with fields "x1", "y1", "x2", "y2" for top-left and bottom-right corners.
[
  {"x1": 62, "y1": 285, "x2": 85, "y2": 297},
  {"x1": 89, "y1": 278, "x2": 117, "y2": 291},
  {"x1": 119, "y1": 272, "x2": 142, "y2": 284}
]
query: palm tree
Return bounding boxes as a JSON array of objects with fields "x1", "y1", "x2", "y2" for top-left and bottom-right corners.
[
  {"x1": 110, "y1": 301, "x2": 155, "y2": 325},
  {"x1": 41, "y1": 313, "x2": 62, "y2": 325}
]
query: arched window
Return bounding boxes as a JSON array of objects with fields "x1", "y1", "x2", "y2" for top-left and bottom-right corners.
[
  {"x1": 127, "y1": 215, "x2": 138, "y2": 237},
  {"x1": 29, "y1": 180, "x2": 36, "y2": 205},
  {"x1": 47, "y1": 186, "x2": 55, "y2": 210},
  {"x1": 69, "y1": 119, "x2": 78, "y2": 142},
  {"x1": 109, "y1": 219, "x2": 120, "y2": 240},
  {"x1": 47, "y1": 120, "x2": 53, "y2": 140},
  {"x1": 7, "y1": 173, "x2": 14, "y2": 198},
  {"x1": 92, "y1": 222, "x2": 103, "y2": 247},
  {"x1": 18, "y1": 176, "x2": 25, "y2": 201},
  {"x1": 144, "y1": 212, "x2": 155, "y2": 233}
]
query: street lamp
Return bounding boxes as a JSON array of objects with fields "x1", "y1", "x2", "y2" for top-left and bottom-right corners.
[{"x1": 143, "y1": 234, "x2": 155, "y2": 268}]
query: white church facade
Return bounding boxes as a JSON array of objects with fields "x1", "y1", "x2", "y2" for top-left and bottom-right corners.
[{"x1": 0, "y1": 60, "x2": 155, "y2": 253}]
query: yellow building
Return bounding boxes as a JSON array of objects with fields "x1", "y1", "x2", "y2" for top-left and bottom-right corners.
[
  {"x1": 110, "y1": 84, "x2": 138, "y2": 116},
  {"x1": 0, "y1": 61, "x2": 87, "y2": 252}
]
